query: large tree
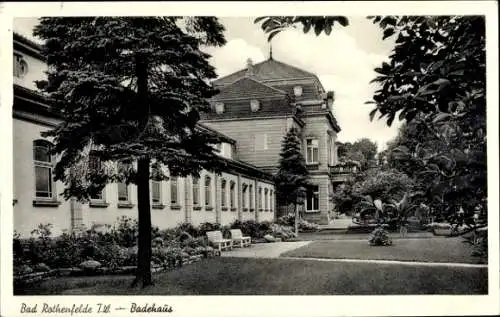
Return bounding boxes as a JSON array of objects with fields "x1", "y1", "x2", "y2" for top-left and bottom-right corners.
[
  {"x1": 366, "y1": 16, "x2": 486, "y2": 227},
  {"x1": 337, "y1": 138, "x2": 378, "y2": 169},
  {"x1": 33, "y1": 17, "x2": 227, "y2": 288},
  {"x1": 274, "y1": 127, "x2": 309, "y2": 234},
  {"x1": 255, "y1": 15, "x2": 487, "y2": 228}
]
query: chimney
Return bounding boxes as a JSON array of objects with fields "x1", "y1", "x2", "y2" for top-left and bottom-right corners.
[
  {"x1": 246, "y1": 58, "x2": 254, "y2": 76},
  {"x1": 326, "y1": 91, "x2": 335, "y2": 108}
]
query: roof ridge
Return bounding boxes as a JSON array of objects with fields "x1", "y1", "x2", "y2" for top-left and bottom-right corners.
[{"x1": 213, "y1": 57, "x2": 317, "y2": 86}]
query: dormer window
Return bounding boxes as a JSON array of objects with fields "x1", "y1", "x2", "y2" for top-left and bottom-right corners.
[
  {"x1": 215, "y1": 102, "x2": 225, "y2": 114},
  {"x1": 293, "y1": 86, "x2": 303, "y2": 97},
  {"x1": 250, "y1": 99, "x2": 260, "y2": 112},
  {"x1": 13, "y1": 53, "x2": 28, "y2": 78}
]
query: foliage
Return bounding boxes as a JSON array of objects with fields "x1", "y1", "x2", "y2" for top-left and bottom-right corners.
[
  {"x1": 368, "y1": 225, "x2": 393, "y2": 246},
  {"x1": 337, "y1": 138, "x2": 378, "y2": 169},
  {"x1": 33, "y1": 17, "x2": 228, "y2": 287},
  {"x1": 254, "y1": 16, "x2": 349, "y2": 41},
  {"x1": 270, "y1": 224, "x2": 297, "y2": 241},
  {"x1": 33, "y1": 17, "x2": 228, "y2": 200},
  {"x1": 366, "y1": 16, "x2": 486, "y2": 228},
  {"x1": 274, "y1": 127, "x2": 310, "y2": 205},
  {"x1": 254, "y1": 15, "x2": 487, "y2": 237}
]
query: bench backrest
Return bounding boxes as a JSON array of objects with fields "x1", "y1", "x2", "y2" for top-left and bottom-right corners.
[
  {"x1": 206, "y1": 230, "x2": 223, "y2": 241},
  {"x1": 230, "y1": 229, "x2": 244, "y2": 239}
]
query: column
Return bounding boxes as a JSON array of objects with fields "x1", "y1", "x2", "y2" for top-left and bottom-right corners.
[{"x1": 70, "y1": 197, "x2": 84, "y2": 233}]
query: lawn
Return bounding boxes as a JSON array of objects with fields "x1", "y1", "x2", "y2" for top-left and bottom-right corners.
[
  {"x1": 15, "y1": 257, "x2": 487, "y2": 295},
  {"x1": 281, "y1": 237, "x2": 486, "y2": 264}
]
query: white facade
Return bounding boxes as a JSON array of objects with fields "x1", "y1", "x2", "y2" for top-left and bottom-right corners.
[{"x1": 12, "y1": 35, "x2": 276, "y2": 237}]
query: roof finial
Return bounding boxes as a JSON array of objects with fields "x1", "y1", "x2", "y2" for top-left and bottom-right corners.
[{"x1": 269, "y1": 42, "x2": 273, "y2": 60}]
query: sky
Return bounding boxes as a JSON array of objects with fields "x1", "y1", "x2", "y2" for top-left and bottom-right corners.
[{"x1": 13, "y1": 17, "x2": 401, "y2": 151}]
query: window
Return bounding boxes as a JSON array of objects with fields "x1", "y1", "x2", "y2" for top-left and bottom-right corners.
[
  {"x1": 306, "y1": 139, "x2": 319, "y2": 164},
  {"x1": 170, "y1": 176, "x2": 178, "y2": 204},
  {"x1": 249, "y1": 184, "x2": 254, "y2": 210},
  {"x1": 242, "y1": 184, "x2": 248, "y2": 209},
  {"x1": 117, "y1": 182, "x2": 129, "y2": 201},
  {"x1": 89, "y1": 153, "x2": 104, "y2": 200},
  {"x1": 117, "y1": 162, "x2": 131, "y2": 202},
  {"x1": 14, "y1": 53, "x2": 28, "y2": 78},
  {"x1": 192, "y1": 177, "x2": 200, "y2": 205},
  {"x1": 215, "y1": 102, "x2": 225, "y2": 114},
  {"x1": 306, "y1": 186, "x2": 319, "y2": 212},
  {"x1": 250, "y1": 99, "x2": 260, "y2": 112},
  {"x1": 33, "y1": 140, "x2": 54, "y2": 199},
  {"x1": 293, "y1": 85, "x2": 303, "y2": 97},
  {"x1": 264, "y1": 188, "x2": 268, "y2": 211},
  {"x1": 270, "y1": 190, "x2": 274, "y2": 212},
  {"x1": 258, "y1": 187, "x2": 262, "y2": 210},
  {"x1": 151, "y1": 166, "x2": 162, "y2": 205},
  {"x1": 205, "y1": 176, "x2": 212, "y2": 206},
  {"x1": 221, "y1": 179, "x2": 226, "y2": 207},
  {"x1": 152, "y1": 180, "x2": 161, "y2": 204},
  {"x1": 230, "y1": 181, "x2": 236, "y2": 209}
]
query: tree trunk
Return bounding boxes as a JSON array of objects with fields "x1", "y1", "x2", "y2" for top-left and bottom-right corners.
[
  {"x1": 132, "y1": 157, "x2": 153, "y2": 288},
  {"x1": 131, "y1": 54, "x2": 153, "y2": 288}
]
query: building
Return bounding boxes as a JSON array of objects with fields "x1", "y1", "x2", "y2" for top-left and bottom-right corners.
[
  {"x1": 12, "y1": 33, "x2": 276, "y2": 237},
  {"x1": 201, "y1": 54, "x2": 348, "y2": 225}
]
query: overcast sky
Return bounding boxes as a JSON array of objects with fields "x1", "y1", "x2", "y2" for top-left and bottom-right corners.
[{"x1": 14, "y1": 17, "x2": 401, "y2": 151}]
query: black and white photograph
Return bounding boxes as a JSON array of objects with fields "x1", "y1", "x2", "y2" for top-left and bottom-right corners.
[{"x1": 0, "y1": 2, "x2": 498, "y2": 316}]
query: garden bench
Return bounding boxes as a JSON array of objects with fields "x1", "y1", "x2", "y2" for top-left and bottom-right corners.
[
  {"x1": 230, "y1": 229, "x2": 251, "y2": 248},
  {"x1": 206, "y1": 231, "x2": 232, "y2": 252}
]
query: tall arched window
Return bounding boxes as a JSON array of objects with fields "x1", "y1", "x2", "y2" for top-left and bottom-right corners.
[
  {"x1": 89, "y1": 151, "x2": 104, "y2": 201},
  {"x1": 33, "y1": 140, "x2": 54, "y2": 199},
  {"x1": 220, "y1": 179, "x2": 226, "y2": 208},
  {"x1": 242, "y1": 184, "x2": 248, "y2": 210},
  {"x1": 117, "y1": 162, "x2": 131, "y2": 203},
  {"x1": 270, "y1": 190, "x2": 274, "y2": 212},
  {"x1": 192, "y1": 176, "x2": 200, "y2": 206},
  {"x1": 264, "y1": 188, "x2": 269, "y2": 211},
  {"x1": 249, "y1": 184, "x2": 254, "y2": 210},
  {"x1": 170, "y1": 176, "x2": 178, "y2": 204},
  {"x1": 205, "y1": 176, "x2": 212, "y2": 206},
  {"x1": 230, "y1": 181, "x2": 236, "y2": 210},
  {"x1": 258, "y1": 187, "x2": 262, "y2": 210}
]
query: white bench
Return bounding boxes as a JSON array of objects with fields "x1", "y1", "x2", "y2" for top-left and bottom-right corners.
[
  {"x1": 206, "y1": 231, "x2": 233, "y2": 252},
  {"x1": 230, "y1": 229, "x2": 251, "y2": 248}
]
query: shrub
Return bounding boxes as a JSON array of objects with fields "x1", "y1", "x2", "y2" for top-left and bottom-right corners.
[
  {"x1": 369, "y1": 225, "x2": 393, "y2": 246},
  {"x1": 270, "y1": 224, "x2": 297, "y2": 241},
  {"x1": 197, "y1": 222, "x2": 221, "y2": 237},
  {"x1": 176, "y1": 222, "x2": 199, "y2": 238},
  {"x1": 298, "y1": 219, "x2": 319, "y2": 232},
  {"x1": 110, "y1": 216, "x2": 138, "y2": 247},
  {"x1": 277, "y1": 214, "x2": 295, "y2": 227}
]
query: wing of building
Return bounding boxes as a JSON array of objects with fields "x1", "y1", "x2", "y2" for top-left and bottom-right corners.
[
  {"x1": 12, "y1": 33, "x2": 354, "y2": 236},
  {"x1": 12, "y1": 33, "x2": 276, "y2": 237}
]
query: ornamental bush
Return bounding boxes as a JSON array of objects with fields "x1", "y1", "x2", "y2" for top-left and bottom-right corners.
[{"x1": 368, "y1": 225, "x2": 393, "y2": 246}]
